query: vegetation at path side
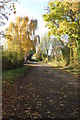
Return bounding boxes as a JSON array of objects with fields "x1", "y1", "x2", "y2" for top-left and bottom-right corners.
[
  {"x1": 2, "y1": 16, "x2": 40, "y2": 70},
  {"x1": 2, "y1": 66, "x2": 31, "y2": 83},
  {"x1": 35, "y1": 0, "x2": 80, "y2": 74},
  {"x1": 1, "y1": 0, "x2": 80, "y2": 75}
]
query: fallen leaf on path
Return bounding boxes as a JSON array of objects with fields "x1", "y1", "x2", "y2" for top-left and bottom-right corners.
[
  {"x1": 47, "y1": 111, "x2": 50, "y2": 114},
  {"x1": 60, "y1": 103, "x2": 64, "y2": 107},
  {"x1": 25, "y1": 110, "x2": 28, "y2": 113},
  {"x1": 49, "y1": 99, "x2": 53, "y2": 102}
]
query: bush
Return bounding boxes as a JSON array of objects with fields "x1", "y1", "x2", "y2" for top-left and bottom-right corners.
[
  {"x1": 32, "y1": 53, "x2": 42, "y2": 61},
  {"x1": 2, "y1": 50, "x2": 24, "y2": 70}
]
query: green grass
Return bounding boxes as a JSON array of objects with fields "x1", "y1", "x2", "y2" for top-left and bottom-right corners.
[
  {"x1": 48, "y1": 60, "x2": 80, "y2": 75},
  {"x1": 2, "y1": 66, "x2": 31, "y2": 83},
  {"x1": 63, "y1": 66, "x2": 80, "y2": 75}
]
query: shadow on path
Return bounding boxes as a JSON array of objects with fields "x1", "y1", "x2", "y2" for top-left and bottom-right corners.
[{"x1": 2, "y1": 62, "x2": 79, "y2": 119}]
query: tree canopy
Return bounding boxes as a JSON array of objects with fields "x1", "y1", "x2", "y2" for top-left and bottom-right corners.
[
  {"x1": 43, "y1": 0, "x2": 80, "y2": 67},
  {"x1": 0, "y1": 0, "x2": 17, "y2": 26},
  {"x1": 3, "y1": 16, "x2": 39, "y2": 69}
]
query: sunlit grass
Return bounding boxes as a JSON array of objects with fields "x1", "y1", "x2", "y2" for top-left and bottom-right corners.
[
  {"x1": 48, "y1": 60, "x2": 66, "y2": 67},
  {"x1": 48, "y1": 60, "x2": 79, "y2": 75}
]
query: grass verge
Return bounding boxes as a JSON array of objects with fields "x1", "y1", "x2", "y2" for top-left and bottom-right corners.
[
  {"x1": 48, "y1": 60, "x2": 80, "y2": 75},
  {"x1": 2, "y1": 65, "x2": 31, "y2": 83},
  {"x1": 48, "y1": 60, "x2": 66, "y2": 67},
  {"x1": 63, "y1": 65, "x2": 80, "y2": 75}
]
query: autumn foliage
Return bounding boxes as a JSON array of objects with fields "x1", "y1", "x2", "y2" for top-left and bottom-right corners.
[
  {"x1": 42, "y1": 0, "x2": 80, "y2": 68},
  {"x1": 2, "y1": 16, "x2": 39, "y2": 70}
]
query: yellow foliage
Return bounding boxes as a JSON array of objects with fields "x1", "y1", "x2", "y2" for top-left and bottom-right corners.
[{"x1": 5, "y1": 16, "x2": 38, "y2": 56}]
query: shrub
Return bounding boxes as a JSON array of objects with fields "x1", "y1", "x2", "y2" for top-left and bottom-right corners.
[{"x1": 2, "y1": 50, "x2": 24, "y2": 70}]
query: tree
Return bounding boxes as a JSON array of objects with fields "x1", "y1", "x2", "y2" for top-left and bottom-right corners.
[
  {"x1": 4, "y1": 16, "x2": 38, "y2": 62},
  {"x1": 29, "y1": 19, "x2": 37, "y2": 36},
  {"x1": 37, "y1": 34, "x2": 51, "y2": 60},
  {"x1": 43, "y1": 0, "x2": 80, "y2": 66},
  {"x1": 0, "y1": 0, "x2": 18, "y2": 50},
  {"x1": 50, "y1": 36, "x2": 62, "y2": 60},
  {"x1": 0, "y1": 0, "x2": 17, "y2": 26}
]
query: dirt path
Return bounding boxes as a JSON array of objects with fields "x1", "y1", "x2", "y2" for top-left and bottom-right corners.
[{"x1": 2, "y1": 63, "x2": 79, "y2": 119}]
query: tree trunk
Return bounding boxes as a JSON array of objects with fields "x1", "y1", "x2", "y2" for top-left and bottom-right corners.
[
  {"x1": 24, "y1": 52, "x2": 26, "y2": 62},
  {"x1": 47, "y1": 49, "x2": 48, "y2": 59}
]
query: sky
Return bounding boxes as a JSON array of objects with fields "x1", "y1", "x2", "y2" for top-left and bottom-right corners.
[
  {"x1": 0, "y1": 0, "x2": 49, "y2": 45},
  {"x1": 9, "y1": 0, "x2": 49, "y2": 37}
]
